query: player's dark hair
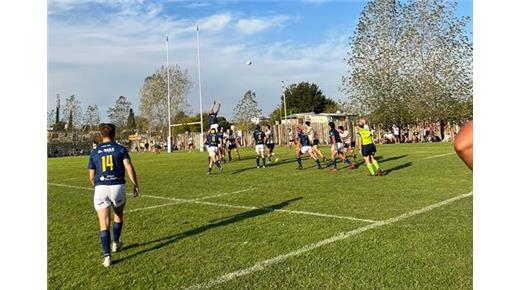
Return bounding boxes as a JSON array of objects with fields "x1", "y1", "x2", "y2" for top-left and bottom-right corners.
[
  {"x1": 305, "y1": 121, "x2": 310, "y2": 126},
  {"x1": 255, "y1": 125, "x2": 261, "y2": 130},
  {"x1": 328, "y1": 122, "x2": 335, "y2": 129},
  {"x1": 267, "y1": 125, "x2": 271, "y2": 129},
  {"x1": 99, "y1": 123, "x2": 116, "y2": 139},
  {"x1": 338, "y1": 126, "x2": 344, "y2": 130}
]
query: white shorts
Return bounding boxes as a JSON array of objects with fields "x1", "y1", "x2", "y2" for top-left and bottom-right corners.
[
  {"x1": 255, "y1": 144, "x2": 265, "y2": 155},
  {"x1": 208, "y1": 146, "x2": 219, "y2": 157},
  {"x1": 93, "y1": 184, "x2": 126, "y2": 211},
  {"x1": 210, "y1": 123, "x2": 219, "y2": 130},
  {"x1": 331, "y1": 142, "x2": 344, "y2": 152},
  {"x1": 300, "y1": 146, "x2": 312, "y2": 154}
]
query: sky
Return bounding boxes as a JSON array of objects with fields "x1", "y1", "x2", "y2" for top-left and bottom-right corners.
[{"x1": 47, "y1": 0, "x2": 473, "y2": 121}]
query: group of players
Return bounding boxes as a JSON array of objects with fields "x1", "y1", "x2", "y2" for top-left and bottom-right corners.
[
  {"x1": 205, "y1": 104, "x2": 384, "y2": 177},
  {"x1": 86, "y1": 105, "x2": 384, "y2": 267}
]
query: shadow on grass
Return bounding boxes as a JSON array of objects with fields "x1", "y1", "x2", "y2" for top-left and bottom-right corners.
[
  {"x1": 374, "y1": 155, "x2": 408, "y2": 163},
  {"x1": 114, "y1": 197, "x2": 303, "y2": 264},
  {"x1": 384, "y1": 162, "x2": 413, "y2": 175},
  {"x1": 231, "y1": 158, "x2": 297, "y2": 174}
]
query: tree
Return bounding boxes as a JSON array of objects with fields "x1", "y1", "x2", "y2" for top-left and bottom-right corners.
[
  {"x1": 62, "y1": 94, "x2": 82, "y2": 130},
  {"x1": 127, "y1": 108, "x2": 136, "y2": 130},
  {"x1": 343, "y1": 0, "x2": 472, "y2": 136},
  {"x1": 47, "y1": 109, "x2": 56, "y2": 128},
  {"x1": 84, "y1": 105, "x2": 100, "y2": 130},
  {"x1": 139, "y1": 65, "x2": 192, "y2": 137},
  {"x1": 107, "y1": 96, "x2": 132, "y2": 130},
  {"x1": 233, "y1": 90, "x2": 262, "y2": 130},
  {"x1": 282, "y1": 82, "x2": 337, "y2": 114},
  {"x1": 135, "y1": 115, "x2": 149, "y2": 133}
]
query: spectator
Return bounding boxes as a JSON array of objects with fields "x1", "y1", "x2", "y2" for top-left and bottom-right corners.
[
  {"x1": 402, "y1": 126, "x2": 410, "y2": 143},
  {"x1": 392, "y1": 125, "x2": 400, "y2": 143}
]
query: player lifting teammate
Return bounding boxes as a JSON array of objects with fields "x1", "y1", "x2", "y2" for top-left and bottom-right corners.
[
  {"x1": 295, "y1": 127, "x2": 322, "y2": 169},
  {"x1": 265, "y1": 125, "x2": 278, "y2": 163},
  {"x1": 207, "y1": 127, "x2": 223, "y2": 175},
  {"x1": 304, "y1": 121, "x2": 326, "y2": 162},
  {"x1": 357, "y1": 118, "x2": 384, "y2": 176},
  {"x1": 252, "y1": 125, "x2": 267, "y2": 168},
  {"x1": 88, "y1": 123, "x2": 140, "y2": 267}
]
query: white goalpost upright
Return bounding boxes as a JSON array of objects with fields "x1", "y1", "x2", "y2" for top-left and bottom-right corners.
[
  {"x1": 165, "y1": 24, "x2": 205, "y2": 152},
  {"x1": 196, "y1": 23, "x2": 204, "y2": 152}
]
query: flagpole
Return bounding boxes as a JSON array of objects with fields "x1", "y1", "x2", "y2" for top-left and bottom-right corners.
[
  {"x1": 196, "y1": 23, "x2": 204, "y2": 152},
  {"x1": 166, "y1": 34, "x2": 172, "y2": 153}
]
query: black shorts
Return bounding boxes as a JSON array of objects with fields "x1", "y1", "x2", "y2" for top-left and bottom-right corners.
[
  {"x1": 266, "y1": 143, "x2": 275, "y2": 150},
  {"x1": 361, "y1": 143, "x2": 376, "y2": 157},
  {"x1": 312, "y1": 139, "x2": 319, "y2": 146},
  {"x1": 228, "y1": 144, "x2": 236, "y2": 150},
  {"x1": 289, "y1": 139, "x2": 295, "y2": 143}
]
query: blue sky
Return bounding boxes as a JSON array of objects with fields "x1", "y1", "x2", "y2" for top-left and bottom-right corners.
[{"x1": 48, "y1": 0, "x2": 473, "y2": 121}]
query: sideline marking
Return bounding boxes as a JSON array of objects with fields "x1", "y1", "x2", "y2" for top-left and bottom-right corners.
[{"x1": 186, "y1": 191, "x2": 473, "y2": 289}]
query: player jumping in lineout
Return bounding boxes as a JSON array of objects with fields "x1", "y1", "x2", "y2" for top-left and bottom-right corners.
[
  {"x1": 252, "y1": 125, "x2": 267, "y2": 168},
  {"x1": 295, "y1": 127, "x2": 322, "y2": 169}
]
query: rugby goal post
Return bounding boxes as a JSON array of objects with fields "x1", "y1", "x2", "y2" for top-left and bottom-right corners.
[{"x1": 170, "y1": 121, "x2": 205, "y2": 152}]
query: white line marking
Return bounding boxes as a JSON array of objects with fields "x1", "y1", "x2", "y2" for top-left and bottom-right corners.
[
  {"x1": 186, "y1": 191, "x2": 473, "y2": 289},
  {"x1": 47, "y1": 183, "x2": 376, "y2": 222},
  {"x1": 194, "y1": 188, "x2": 255, "y2": 201},
  {"x1": 423, "y1": 152, "x2": 456, "y2": 160},
  {"x1": 125, "y1": 202, "x2": 181, "y2": 213}
]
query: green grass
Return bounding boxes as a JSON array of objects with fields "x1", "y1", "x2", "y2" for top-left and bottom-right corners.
[{"x1": 48, "y1": 143, "x2": 472, "y2": 289}]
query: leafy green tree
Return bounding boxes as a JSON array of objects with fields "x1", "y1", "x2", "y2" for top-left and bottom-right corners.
[
  {"x1": 139, "y1": 65, "x2": 192, "y2": 137},
  {"x1": 233, "y1": 90, "x2": 262, "y2": 130},
  {"x1": 62, "y1": 94, "x2": 82, "y2": 130},
  {"x1": 107, "y1": 96, "x2": 132, "y2": 130},
  {"x1": 84, "y1": 105, "x2": 100, "y2": 131},
  {"x1": 127, "y1": 108, "x2": 136, "y2": 130},
  {"x1": 343, "y1": 0, "x2": 472, "y2": 137},
  {"x1": 282, "y1": 82, "x2": 336, "y2": 114}
]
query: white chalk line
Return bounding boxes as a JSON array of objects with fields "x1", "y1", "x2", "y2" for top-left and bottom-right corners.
[
  {"x1": 47, "y1": 183, "x2": 377, "y2": 223},
  {"x1": 185, "y1": 191, "x2": 473, "y2": 289},
  {"x1": 423, "y1": 152, "x2": 456, "y2": 160}
]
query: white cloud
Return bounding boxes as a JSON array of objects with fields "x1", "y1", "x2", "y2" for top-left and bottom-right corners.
[
  {"x1": 235, "y1": 15, "x2": 288, "y2": 34},
  {"x1": 198, "y1": 13, "x2": 232, "y2": 32},
  {"x1": 47, "y1": 3, "x2": 349, "y2": 120}
]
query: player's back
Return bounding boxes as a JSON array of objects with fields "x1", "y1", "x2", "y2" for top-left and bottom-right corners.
[
  {"x1": 253, "y1": 130, "x2": 265, "y2": 144},
  {"x1": 89, "y1": 141, "x2": 129, "y2": 185}
]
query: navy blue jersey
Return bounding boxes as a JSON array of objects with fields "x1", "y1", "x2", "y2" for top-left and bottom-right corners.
[
  {"x1": 216, "y1": 132, "x2": 224, "y2": 144},
  {"x1": 88, "y1": 142, "x2": 130, "y2": 186},
  {"x1": 253, "y1": 130, "x2": 265, "y2": 145},
  {"x1": 298, "y1": 132, "x2": 311, "y2": 147},
  {"x1": 329, "y1": 128, "x2": 341, "y2": 144},
  {"x1": 227, "y1": 132, "x2": 237, "y2": 145},
  {"x1": 208, "y1": 113, "x2": 218, "y2": 125},
  {"x1": 207, "y1": 132, "x2": 220, "y2": 146}
]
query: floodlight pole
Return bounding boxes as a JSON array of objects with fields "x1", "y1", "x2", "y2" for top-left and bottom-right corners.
[
  {"x1": 166, "y1": 34, "x2": 172, "y2": 153},
  {"x1": 196, "y1": 23, "x2": 204, "y2": 152}
]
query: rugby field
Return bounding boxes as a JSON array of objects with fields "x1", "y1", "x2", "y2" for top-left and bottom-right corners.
[{"x1": 48, "y1": 142, "x2": 472, "y2": 289}]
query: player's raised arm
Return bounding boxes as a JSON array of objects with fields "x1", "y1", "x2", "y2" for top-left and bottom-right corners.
[
  {"x1": 123, "y1": 158, "x2": 140, "y2": 197},
  {"x1": 216, "y1": 102, "x2": 221, "y2": 114}
]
